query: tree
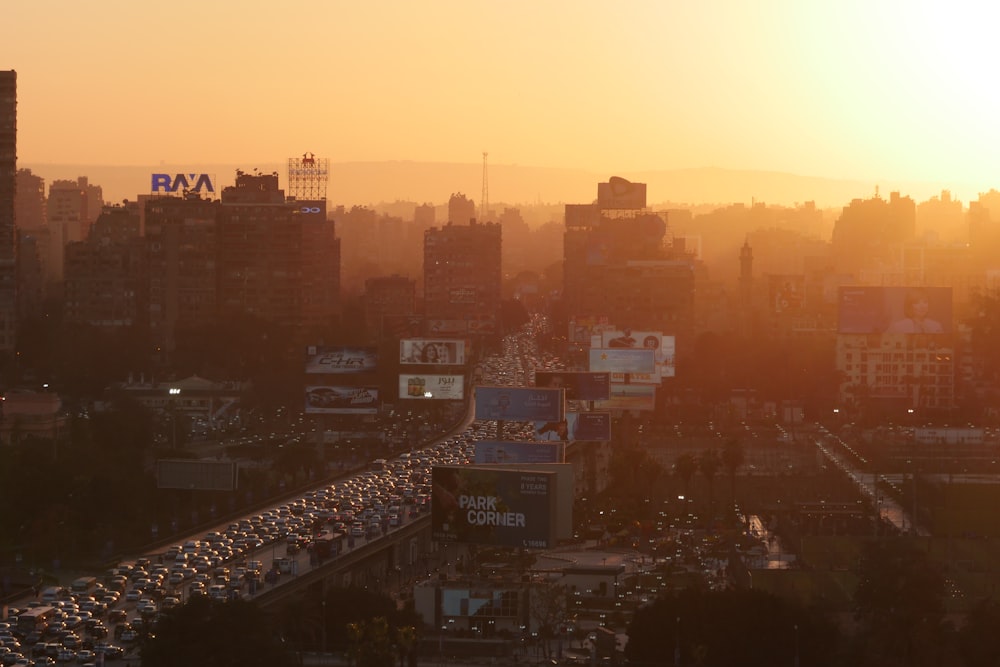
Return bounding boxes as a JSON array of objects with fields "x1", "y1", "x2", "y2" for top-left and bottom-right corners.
[
  {"x1": 698, "y1": 449, "x2": 721, "y2": 512},
  {"x1": 626, "y1": 587, "x2": 840, "y2": 667},
  {"x1": 529, "y1": 583, "x2": 568, "y2": 659},
  {"x1": 721, "y1": 438, "x2": 745, "y2": 521},
  {"x1": 958, "y1": 598, "x2": 1000, "y2": 667},
  {"x1": 140, "y1": 596, "x2": 296, "y2": 667},
  {"x1": 851, "y1": 538, "x2": 951, "y2": 666},
  {"x1": 347, "y1": 617, "x2": 395, "y2": 667}
]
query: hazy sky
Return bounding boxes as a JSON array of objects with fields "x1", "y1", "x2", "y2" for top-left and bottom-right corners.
[{"x1": 4, "y1": 0, "x2": 1000, "y2": 194}]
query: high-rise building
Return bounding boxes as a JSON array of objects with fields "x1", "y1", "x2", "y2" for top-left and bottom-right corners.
[
  {"x1": 217, "y1": 171, "x2": 302, "y2": 327},
  {"x1": 562, "y1": 177, "x2": 695, "y2": 337},
  {"x1": 64, "y1": 203, "x2": 143, "y2": 329},
  {"x1": 0, "y1": 70, "x2": 17, "y2": 353},
  {"x1": 423, "y1": 220, "x2": 502, "y2": 327},
  {"x1": 145, "y1": 193, "x2": 219, "y2": 354},
  {"x1": 363, "y1": 274, "x2": 416, "y2": 340}
]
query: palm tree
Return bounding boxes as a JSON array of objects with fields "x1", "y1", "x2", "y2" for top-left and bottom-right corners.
[{"x1": 674, "y1": 453, "x2": 697, "y2": 499}]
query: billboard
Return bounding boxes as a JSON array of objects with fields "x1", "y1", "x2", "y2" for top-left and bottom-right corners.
[
  {"x1": 589, "y1": 348, "x2": 656, "y2": 374},
  {"x1": 838, "y1": 286, "x2": 952, "y2": 334},
  {"x1": 467, "y1": 313, "x2": 497, "y2": 334},
  {"x1": 305, "y1": 386, "x2": 379, "y2": 414},
  {"x1": 427, "y1": 319, "x2": 468, "y2": 336},
  {"x1": 597, "y1": 176, "x2": 646, "y2": 210},
  {"x1": 399, "y1": 374, "x2": 465, "y2": 400},
  {"x1": 431, "y1": 466, "x2": 556, "y2": 548},
  {"x1": 474, "y1": 441, "x2": 565, "y2": 464},
  {"x1": 594, "y1": 384, "x2": 657, "y2": 411},
  {"x1": 535, "y1": 371, "x2": 611, "y2": 401},
  {"x1": 156, "y1": 459, "x2": 237, "y2": 491},
  {"x1": 598, "y1": 331, "x2": 675, "y2": 379},
  {"x1": 382, "y1": 314, "x2": 424, "y2": 339},
  {"x1": 305, "y1": 346, "x2": 378, "y2": 374},
  {"x1": 474, "y1": 386, "x2": 564, "y2": 422},
  {"x1": 442, "y1": 588, "x2": 522, "y2": 618},
  {"x1": 533, "y1": 411, "x2": 612, "y2": 442},
  {"x1": 400, "y1": 338, "x2": 467, "y2": 365},
  {"x1": 151, "y1": 172, "x2": 216, "y2": 195},
  {"x1": 769, "y1": 275, "x2": 805, "y2": 314}
]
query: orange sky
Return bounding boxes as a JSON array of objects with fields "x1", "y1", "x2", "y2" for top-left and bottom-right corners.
[{"x1": 4, "y1": 0, "x2": 1000, "y2": 202}]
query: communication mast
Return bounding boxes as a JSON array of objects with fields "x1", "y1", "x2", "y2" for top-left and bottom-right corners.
[
  {"x1": 480, "y1": 151, "x2": 490, "y2": 222},
  {"x1": 287, "y1": 152, "x2": 329, "y2": 201}
]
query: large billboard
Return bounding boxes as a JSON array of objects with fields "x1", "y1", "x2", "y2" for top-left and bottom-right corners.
[
  {"x1": 398, "y1": 374, "x2": 465, "y2": 400},
  {"x1": 473, "y1": 441, "x2": 565, "y2": 464},
  {"x1": 381, "y1": 315, "x2": 424, "y2": 339},
  {"x1": 305, "y1": 386, "x2": 380, "y2": 414},
  {"x1": 594, "y1": 384, "x2": 657, "y2": 411},
  {"x1": 533, "y1": 411, "x2": 612, "y2": 442},
  {"x1": 151, "y1": 172, "x2": 216, "y2": 195},
  {"x1": 535, "y1": 371, "x2": 611, "y2": 401},
  {"x1": 400, "y1": 339, "x2": 467, "y2": 365},
  {"x1": 427, "y1": 320, "x2": 468, "y2": 336},
  {"x1": 597, "y1": 331, "x2": 675, "y2": 379},
  {"x1": 838, "y1": 286, "x2": 952, "y2": 334},
  {"x1": 770, "y1": 275, "x2": 806, "y2": 314},
  {"x1": 474, "y1": 386, "x2": 564, "y2": 422},
  {"x1": 156, "y1": 459, "x2": 237, "y2": 491},
  {"x1": 305, "y1": 346, "x2": 378, "y2": 374},
  {"x1": 431, "y1": 466, "x2": 556, "y2": 548},
  {"x1": 589, "y1": 348, "x2": 656, "y2": 374}
]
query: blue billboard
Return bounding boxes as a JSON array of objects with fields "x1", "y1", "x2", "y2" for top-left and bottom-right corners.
[
  {"x1": 533, "y1": 411, "x2": 612, "y2": 442},
  {"x1": 589, "y1": 348, "x2": 656, "y2": 374},
  {"x1": 534, "y1": 371, "x2": 611, "y2": 401},
  {"x1": 474, "y1": 386, "x2": 564, "y2": 422},
  {"x1": 474, "y1": 441, "x2": 565, "y2": 464}
]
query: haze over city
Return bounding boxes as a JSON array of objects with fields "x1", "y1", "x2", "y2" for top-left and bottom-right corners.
[{"x1": 5, "y1": 0, "x2": 1000, "y2": 207}]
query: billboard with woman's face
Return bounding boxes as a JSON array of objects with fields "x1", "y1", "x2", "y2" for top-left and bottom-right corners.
[
  {"x1": 838, "y1": 286, "x2": 952, "y2": 334},
  {"x1": 399, "y1": 339, "x2": 467, "y2": 365}
]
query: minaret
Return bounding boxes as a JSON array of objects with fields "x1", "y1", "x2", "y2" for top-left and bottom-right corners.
[{"x1": 739, "y1": 238, "x2": 753, "y2": 334}]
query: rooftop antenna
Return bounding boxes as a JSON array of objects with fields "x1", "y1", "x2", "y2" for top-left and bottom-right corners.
[{"x1": 480, "y1": 151, "x2": 489, "y2": 222}]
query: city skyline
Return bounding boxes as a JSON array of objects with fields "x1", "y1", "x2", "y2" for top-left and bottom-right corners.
[{"x1": 4, "y1": 1, "x2": 1000, "y2": 205}]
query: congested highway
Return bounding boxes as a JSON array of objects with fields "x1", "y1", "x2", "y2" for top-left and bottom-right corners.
[{"x1": 3, "y1": 318, "x2": 553, "y2": 667}]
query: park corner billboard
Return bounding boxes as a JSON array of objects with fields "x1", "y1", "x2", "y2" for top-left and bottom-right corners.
[
  {"x1": 305, "y1": 346, "x2": 378, "y2": 374},
  {"x1": 474, "y1": 386, "x2": 564, "y2": 422},
  {"x1": 431, "y1": 465, "x2": 556, "y2": 549}
]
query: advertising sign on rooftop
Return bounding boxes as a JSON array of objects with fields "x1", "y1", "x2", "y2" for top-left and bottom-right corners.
[{"x1": 838, "y1": 286, "x2": 952, "y2": 335}]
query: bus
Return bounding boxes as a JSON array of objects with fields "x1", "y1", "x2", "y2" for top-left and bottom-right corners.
[
  {"x1": 17, "y1": 606, "x2": 56, "y2": 637},
  {"x1": 71, "y1": 576, "x2": 97, "y2": 595}
]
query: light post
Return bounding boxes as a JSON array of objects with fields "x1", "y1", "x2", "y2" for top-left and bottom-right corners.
[
  {"x1": 794, "y1": 624, "x2": 799, "y2": 667},
  {"x1": 674, "y1": 616, "x2": 680, "y2": 667}
]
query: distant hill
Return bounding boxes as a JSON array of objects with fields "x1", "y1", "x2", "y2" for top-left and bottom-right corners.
[{"x1": 20, "y1": 161, "x2": 970, "y2": 211}]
